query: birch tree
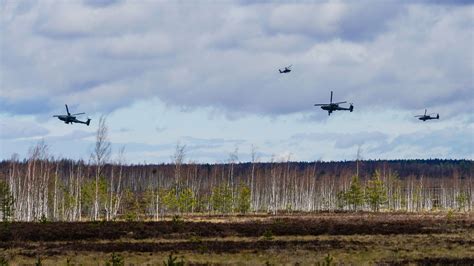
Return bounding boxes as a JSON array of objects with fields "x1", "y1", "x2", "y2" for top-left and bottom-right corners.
[{"x1": 92, "y1": 116, "x2": 111, "y2": 220}]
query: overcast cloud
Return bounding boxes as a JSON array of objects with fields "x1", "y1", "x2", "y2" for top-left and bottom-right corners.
[{"x1": 0, "y1": 0, "x2": 472, "y2": 162}]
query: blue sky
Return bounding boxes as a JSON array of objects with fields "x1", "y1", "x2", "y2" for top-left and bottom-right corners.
[{"x1": 1, "y1": 0, "x2": 473, "y2": 163}]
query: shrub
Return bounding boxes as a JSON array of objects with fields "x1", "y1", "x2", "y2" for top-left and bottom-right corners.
[
  {"x1": 105, "y1": 252, "x2": 124, "y2": 266},
  {"x1": 262, "y1": 229, "x2": 274, "y2": 241},
  {"x1": 0, "y1": 255, "x2": 8, "y2": 266},
  {"x1": 163, "y1": 253, "x2": 184, "y2": 266},
  {"x1": 323, "y1": 253, "x2": 334, "y2": 266},
  {"x1": 171, "y1": 215, "x2": 184, "y2": 232}
]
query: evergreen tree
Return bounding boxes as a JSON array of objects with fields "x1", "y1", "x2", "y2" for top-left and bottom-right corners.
[
  {"x1": 0, "y1": 180, "x2": 14, "y2": 222},
  {"x1": 123, "y1": 188, "x2": 141, "y2": 221},
  {"x1": 365, "y1": 170, "x2": 387, "y2": 212},
  {"x1": 344, "y1": 176, "x2": 365, "y2": 211},
  {"x1": 211, "y1": 184, "x2": 233, "y2": 214},
  {"x1": 162, "y1": 188, "x2": 179, "y2": 214},
  {"x1": 456, "y1": 192, "x2": 468, "y2": 212},
  {"x1": 236, "y1": 183, "x2": 251, "y2": 214},
  {"x1": 178, "y1": 188, "x2": 196, "y2": 214}
]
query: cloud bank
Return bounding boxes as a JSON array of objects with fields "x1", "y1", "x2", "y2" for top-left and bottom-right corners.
[{"x1": 1, "y1": 1, "x2": 472, "y2": 118}]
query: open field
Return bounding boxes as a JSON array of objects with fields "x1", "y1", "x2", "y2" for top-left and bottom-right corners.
[{"x1": 0, "y1": 212, "x2": 473, "y2": 265}]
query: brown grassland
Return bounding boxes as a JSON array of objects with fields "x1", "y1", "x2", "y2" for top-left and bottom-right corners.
[{"x1": 0, "y1": 212, "x2": 473, "y2": 265}]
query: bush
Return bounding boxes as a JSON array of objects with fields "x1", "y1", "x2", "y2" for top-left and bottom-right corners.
[
  {"x1": 105, "y1": 252, "x2": 124, "y2": 266},
  {"x1": 39, "y1": 214, "x2": 48, "y2": 224},
  {"x1": 163, "y1": 253, "x2": 184, "y2": 266},
  {"x1": 262, "y1": 229, "x2": 274, "y2": 241},
  {"x1": 323, "y1": 253, "x2": 334, "y2": 266},
  {"x1": 171, "y1": 215, "x2": 184, "y2": 232},
  {"x1": 0, "y1": 255, "x2": 8, "y2": 266}
]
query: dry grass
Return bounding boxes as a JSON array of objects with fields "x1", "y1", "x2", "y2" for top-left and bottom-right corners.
[{"x1": 1, "y1": 212, "x2": 473, "y2": 265}]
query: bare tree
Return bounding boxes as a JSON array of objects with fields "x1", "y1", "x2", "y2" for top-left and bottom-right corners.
[
  {"x1": 250, "y1": 145, "x2": 258, "y2": 210},
  {"x1": 228, "y1": 146, "x2": 239, "y2": 202},
  {"x1": 356, "y1": 145, "x2": 363, "y2": 178},
  {"x1": 111, "y1": 146, "x2": 125, "y2": 219},
  {"x1": 92, "y1": 116, "x2": 111, "y2": 220},
  {"x1": 172, "y1": 142, "x2": 186, "y2": 193}
]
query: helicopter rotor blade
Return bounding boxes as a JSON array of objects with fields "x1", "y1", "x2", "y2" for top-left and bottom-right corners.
[
  {"x1": 332, "y1": 101, "x2": 346, "y2": 105},
  {"x1": 314, "y1": 103, "x2": 328, "y2": 106},
  {"x1": 72, "y1": 112, "x2": 85, "y2": 116},
  {"x1": 330, "y1": 91, "x2": 333, "y2": 104},
  {"x1": 65, "y1": 104, "x2": 70, "y2": 116}
]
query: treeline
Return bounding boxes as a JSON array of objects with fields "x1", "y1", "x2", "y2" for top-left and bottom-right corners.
[{"x1": 0, "y1": 119, "x2": 472, "y2": 221}]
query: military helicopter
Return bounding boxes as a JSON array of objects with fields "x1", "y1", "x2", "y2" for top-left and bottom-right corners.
[
  {"x1": 415, "y1": 109, "x2": 439, "y2": 121},
  {"x1": 314, "y1": 91, "x2": 354, "y2": 116},
  {"x1": 279, "y1": 65, "x2": 292, "y2": 73},
  {"x1": 53, "y1": 104, "x2": 91, "y2": 126}
]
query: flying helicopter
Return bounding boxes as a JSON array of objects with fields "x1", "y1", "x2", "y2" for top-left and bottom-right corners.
[
  {"x1": 279, "y1": 65, "x2": 292, "y2": 73},
  {"x1": 415, "y1": 109, "x2": 439, "y2": 121},
  {"x1": 53, "y1": 104, "x2": 91, "y2": 126},
  {"x1": 314, "y1": 91, "x2": 354, "y2": 116}
]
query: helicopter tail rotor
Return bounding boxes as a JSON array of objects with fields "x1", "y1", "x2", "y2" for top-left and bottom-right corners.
[
  {"x1": 86, "y1": 118, "x2": 91, "y2": 126},
  {"x1": 349, "y1": 103, "x2": 354, "y2": 112}
]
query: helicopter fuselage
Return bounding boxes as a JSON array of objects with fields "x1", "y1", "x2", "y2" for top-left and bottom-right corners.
[
  {"x1": 56, "y1": 115, "x2": 90, "y2": 125},
  {"x1": 57, "y1": 115, "x2": 76, "y2": 124},
  {"x1": 320, "y1": 104, "x2": 354, "y2": 115},
  {"x1": 418, "y1": 115, "x2": 439, "y2": 121}
]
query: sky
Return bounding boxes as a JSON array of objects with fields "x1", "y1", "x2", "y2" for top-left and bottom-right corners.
[{"x1": 0, "y1": 0, "x2": 473, "y2": 164}]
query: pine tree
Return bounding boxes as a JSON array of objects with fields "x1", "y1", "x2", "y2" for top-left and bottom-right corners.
[
  {"x1": 0, "y1": 180, "x2": 15, "y2": 222},
  {"x1": 211, "y1": 184, "x2": 233, "y2": 214},
  {"x1": 365, "y1": 170, "x2": 387, "y2": 212},
  {"x1": 344, "y1": 176, "x2": 365, "y2": 211},
  {"x1": 178, "y1": 188, "x2": 196, "y2": 214},
  {"x1": 162, "y1": 188, "x2": 179, "y2": 214},
  {"x1": 236, "y1": 183, "x2": 251, "y2": 214}
]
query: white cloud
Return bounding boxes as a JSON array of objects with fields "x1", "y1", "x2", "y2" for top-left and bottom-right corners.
[
  {"x1": 1, "y1": 1, "x2": 472, "y2": 117},
  {"x1": 1, "y1": 1, "x2": 472, "y2": 162},
  {"x1": 0, "y1": 118, "x2": 49, "y2": 139}
]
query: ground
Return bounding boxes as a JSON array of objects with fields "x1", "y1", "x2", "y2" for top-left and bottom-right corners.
[{"x1": 0, "y1": 212, "x2": 473, "y2": 265}]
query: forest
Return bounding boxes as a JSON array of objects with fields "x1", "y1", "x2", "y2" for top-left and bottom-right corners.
[{"x1": 0, "y1": 134, "x2": 472, "y2": 222}]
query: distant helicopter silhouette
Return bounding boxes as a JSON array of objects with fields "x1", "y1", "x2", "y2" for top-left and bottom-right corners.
[
  {"x1": 314, "y1": 91, "x2": 354, "y2": 116},
  {"x1": 53, "y1": 104, "x2": 91, "y2": 126},
  {"x1": 279, "y1": 65, "x2": 292, "y2": 73},
  {"x1": 415, "y1": 109, "x2": 439, "y2": 121}
]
